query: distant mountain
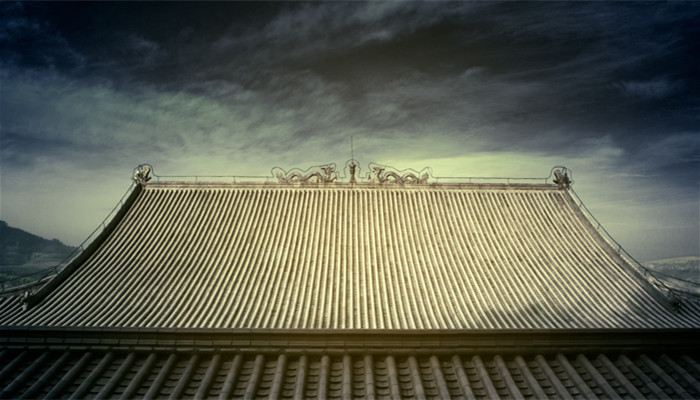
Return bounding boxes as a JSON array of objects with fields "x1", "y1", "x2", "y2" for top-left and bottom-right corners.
[
  {"x1": 643, "y1": 256, "x2": 700, "y2": 295},
  {"x1": 0, "y1": 221, "x2": 76, "y2": 287}
]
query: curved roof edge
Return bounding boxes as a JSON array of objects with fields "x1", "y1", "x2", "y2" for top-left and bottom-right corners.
[{"x1": 22, "y1": 184, "x2": 144, "y2": 308}]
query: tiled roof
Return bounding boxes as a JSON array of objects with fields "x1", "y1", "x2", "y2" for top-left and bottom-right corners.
[
  {"x1": 1, "y1": 181, "x2": 698, "y2": 329},
  {"x1": 1, "y1": 346, "x2": 699, "y2": 399}
]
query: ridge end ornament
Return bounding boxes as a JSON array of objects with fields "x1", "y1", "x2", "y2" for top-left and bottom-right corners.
[
  {"x1": 552, "y1": 167, "x2": 572, "y2": 189},
  {"x1": 271, "y1": 163, "x2": 338, "y2": 184},
  {"x1": 133, "y1": 164, "x2": 153, "y2": 185}
]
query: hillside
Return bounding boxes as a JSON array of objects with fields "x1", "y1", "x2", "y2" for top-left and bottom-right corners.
[
  {"x1": 0, "y1": 221, "x2": 76, "y2": 287},
  {"x1": 644, "y1": 256, "x2": 700, "y2": 295}
]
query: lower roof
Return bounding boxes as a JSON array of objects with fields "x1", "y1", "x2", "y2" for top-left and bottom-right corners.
[{"x1": 1, "y1": 346, "x2": 698, "y2": 399}]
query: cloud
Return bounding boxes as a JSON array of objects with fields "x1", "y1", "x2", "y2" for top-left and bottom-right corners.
[
  {"x1": 0, "y1": 2, "x2": 698, "y2": 261},
  {"x1": 0, "y1": 2, "x2": 84, "y2": 70},
  {"x1": 618, "y1": 78, "x2": 681, "y2": 99}
]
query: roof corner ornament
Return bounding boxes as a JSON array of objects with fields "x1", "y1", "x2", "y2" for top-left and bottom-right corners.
[
  {"x1": 552, "y1": 167, "x2": 571, "y2": 189},
  {"x1": 272, "y1": 163, "x2": 338, "y2": 184},
  {"x1": 368, "y1": 163, "x2": 431, "y2": 184},
  {"x1": 133, "y1": 164, "x2": 152, "y2": 185}
]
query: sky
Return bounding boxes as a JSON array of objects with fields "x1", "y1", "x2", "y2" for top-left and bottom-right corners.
[{"x1": 0, "y1": 1, "x2": 698, "y2": 262}]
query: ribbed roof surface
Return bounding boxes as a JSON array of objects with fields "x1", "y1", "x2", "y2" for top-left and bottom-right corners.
[{"x1": 2, "y1": 182, "x2": 699, "y2": 329}]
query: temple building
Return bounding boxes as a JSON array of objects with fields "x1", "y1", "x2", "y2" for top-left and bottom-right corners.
[{"x1": 1, "y1": 162, "x2": 698, "y2": 399}]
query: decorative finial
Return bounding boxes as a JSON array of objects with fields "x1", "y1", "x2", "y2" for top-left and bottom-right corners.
[
  {"x1": 133, "y1": 164, "x2": 152, "y2": 185},
  {"x1": 346, "y1": 159, "x2": 360, "y2": 184}
]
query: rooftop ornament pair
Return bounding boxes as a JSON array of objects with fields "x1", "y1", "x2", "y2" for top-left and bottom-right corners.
[{"x1": 134, "y1": 162, "x2": 571, "y2": 187}]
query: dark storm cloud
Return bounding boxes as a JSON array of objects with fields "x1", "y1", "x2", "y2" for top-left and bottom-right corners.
[{"x1": 1, "y1": 1, "x2": 698, "y2": 260}]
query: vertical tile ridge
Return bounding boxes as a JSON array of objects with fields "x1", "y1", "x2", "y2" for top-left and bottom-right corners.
[
  {"x1": 69, "y1": 351, "x2": 115, "y2": 400},
  {"x1": 125, "y1": 189, "x2": 194, "y2": 327},
  {"x1": 450, "y1": 355, "x2": 476, "y2": 400},
  {"x1": 269, "y1": 189, "x2": 303, "y2": 328},
  {"x1": 407, "y1": 356, "x2": 426, "y2": 400},
  {"x1": 339, "y1": 190, "x2": 349, "y2": 329},
  {"x1": 226, "y1": 189, "x2": 275, "y2": 327},
  {"x1": 144, "y1": 190, "x2": 204, "y2": 326},
  {"x1": 44, "y1": 352, "x2": 93, "y2": 400},
  {"x1": 367, "y1": 189, "x2": 384, "y2": 329},
  {"x1": 394, "y1": 190, "x2": 435, "y2": 329},
  {"x1": 429, "y1": 356, "x2": 451, "y2": 400},
  {"x1": 259, "y1": 189, "x2": 296, "y2": 328},
  {"x1": 318, "y1": 355, "x2": 330, "y2": 400},
  {"x1": 218, "y1": 354, "x2": 242, "y2": 400},
  {"x1": 299, "y1": 190, "x2": 322, "y2": 329},
  {"x1": 230, "y1": 189, "x2": 279, "y2": 327},
  {"x1": 139, "y1": 189, "x2": 212, "y2": 327},
  {"x1": 461, "y1": 192, "x2": 512, "y2": 328},
  {"x1": 533, "y1": 354, "x2": 572, "y2": 399},
  {"x1": 355, "y1": 190, "x2": 371, "y2": 329},
  {"x1": 0, "y1": 351, "x2": 51, "y2": 399},
  {"x1": 471, "y1": 355, "x2": 501, "y2": 400},
  {"x1": 639, "y1": 354, "x2": 694, "y2": 400},
  {"x1": 247, "y1": 189, "x2": 291, "y2": 328},
  {"x1": 387, "y1": 192, "x2": 418, "y2": 329},
  {"x1": 403, "y1": 190, "x2": 445, "y2": 328},
  {"x1": 555, "y1": 354, "x2": 598, "y2": 399},
  {"x1": 425, "y1": 192, "x2": 476, "y2": 328},
  {"x1": 169, "y1": 354, "x2": 200, "y2": 400},
  {"x1": 285, "y1": 190, "x2": 315, "y2": 329},
  {"x1": 482, "y1": 192, "x2": 545, "y2": 329},
  {"x1": 506, "y1": 192, "x2": 581, "y2": 328},
  {"x1": 326, "y1": 190, "x2": 342, "y2": 329},
  {"x1": 191, "y1": 190, "x2": 240, "y2": 327},
  {"x1": 493, "y1": 355, "x2": 524, "y2": 400},
  {"x1": 513, "y1": 355, "x2": 548, "y2": 400},
  {"x1": 341, "y1": 354, "x2": 352, "y2": 400},
  {"x1": 119, "y1": 189, "x2": 192, "y2": 327},
  {"x1": 330, "y1": 190, "x2": 344, "y2": 329},
  {"x1": 385, "y1": 355, "x2": 401, "y2": 400},
  {"x1": 195, "y1": 354, "x2": 222, "y2": 400},
  {"x1": 373, "y1": 190, "x2": 400, "y2": 329},
  {"x1": 268, "y1": 354, "x2": 287, "y2": 400},
  {"x1": 476, "y1": 192, "x2": 530, "y2": 328},
  {"x1": 617, "y1": 355, "x2": 669, "y2": 400},
  {"x1": 445, "y1": 191, "x2": 495, "y2": 329},
  {"x1": 199, "y1": 189, "x2": 247, "y2": 327},
  {"x1": 120, "y1": 353, "x2": 158, "y2": 400},
  {"x1": 294, "y1": 355, "x2": 308, "y2": 400},
  {"x1": 349, "y1": 189, "x2": 361, "y2": 329},
  {"x1": 243, "y1": 354, "x2": 265, "y2": 400},
  {"x1": 576, "y1": 354, "x2": 622, "y2": 399},
  {"x1": 215, "y1": 189, "x2": 259, "y2": 327},
  {"x1": 143, "y1": 353, "x2": 177, "y2": 400},
  {"x1": 170, "y1": 189, "x2": 229, "y2": 327},
  {"x1": 154, "y1": 189, "x2": 221, "y2": 327},
  {"x1": 596, "y1": 354, "x2": 645, "y2": 399},
  {"x1": 385, "y1": 190, "x2": 417, "y2": 329},
  {"x1": 313, "y1": 190, "x2": 331, "y2": 328},
  {"x1": 412, "y1": 191, "x2": 456, "y2": 329},
  {"x1": 519, "y1": 192, "x2": 608, "y2": 328},
  {"x1": 362, "y1": 189, "x2": 379, "y2": 329},
  {"x1": 364, "y1": 355, "x2": 375, "y2": 400}
]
